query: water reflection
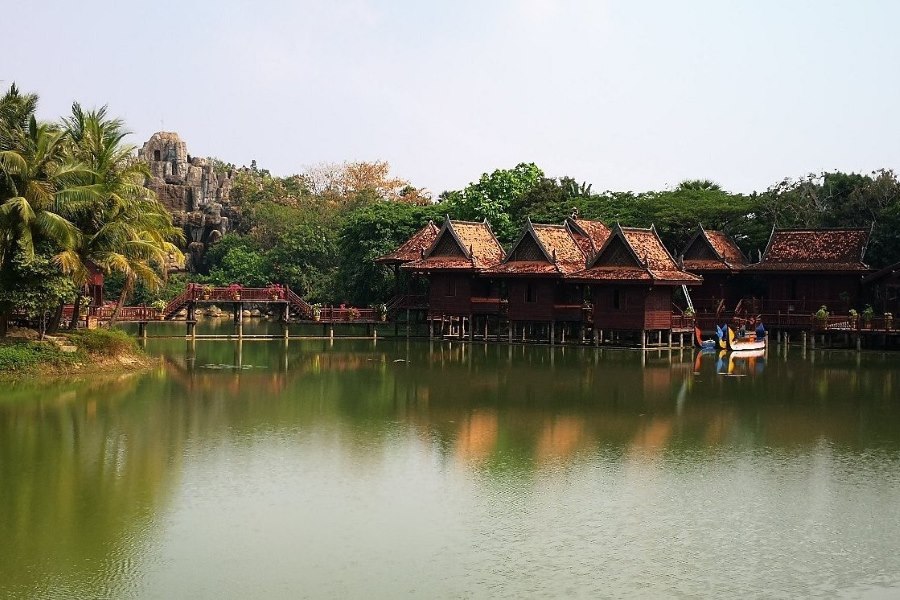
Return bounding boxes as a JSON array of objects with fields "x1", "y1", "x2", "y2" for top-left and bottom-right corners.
[{"x1": 1, "y1": 341, "x2": 899, "y2": 598}]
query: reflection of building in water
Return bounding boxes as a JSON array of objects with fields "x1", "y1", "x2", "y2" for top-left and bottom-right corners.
[
  {"x1": 536, "y1": 415, "x2": 586, "y2": 463},
  {"x1": 454, "y1": 409, "x2": 499, "y2": 463}
]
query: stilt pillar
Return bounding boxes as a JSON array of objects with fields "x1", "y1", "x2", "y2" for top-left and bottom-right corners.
[{"x1": 550, "y1": 321, "x2": 556, "y2": 345}]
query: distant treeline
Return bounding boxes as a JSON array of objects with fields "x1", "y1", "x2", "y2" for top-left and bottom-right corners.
[
  {"x1": 187, "y1": 162, "x2": 900, "y2": 308},
  {"x1": 4, "y1": 83, "x2": 900, "y2": 319}
]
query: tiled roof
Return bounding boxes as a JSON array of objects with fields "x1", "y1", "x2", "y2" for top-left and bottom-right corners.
[
  {"x1": 748, "y1": 228, "x2": 870, "y2": 272},
  {"x1": 566, "y1": 217, "x2": 611, "y2": 258},
  {"x1": 706, "y1": 231, "x2": 747, "y2": 266},
  {"x1": 571, "y1": 225, "x2": 701, "y2": 284},
  {"x1": 487, "y1": 221, "x2": 589, "y2": 276},
  {"x1": 680, "y1": 227, "x2": 747, "y2": 272},
  {"x1": 375, "y1": 221, "x2": 439, "y2": 264},
  {"x1": 402, "y1": 218, "x2": 504, "y2": 271}
]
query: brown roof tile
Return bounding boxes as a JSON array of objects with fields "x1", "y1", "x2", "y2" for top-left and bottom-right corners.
[
  {"x1": 486, "y1": 221, "x2": 589, "y2": 276},
  {"x1": 571, "y1": 225, "x2": 701, "y2": 284},
  {"x1": 375, "y1": 221, "x2": 439, "y2": 264},
  {"x1": 566, "y1": 217, "x2": 611, "y2": 258},
  {"x1": 748, "y1": 228, "x2": 870, "y2": 272},
  {"x1": 706, "y1": 230, "x2": 747, "y2": 266},
  {"x1": 402, "y1": 218, "x2": 505, "y2": 272},
  {"x1": 680, "y1": 227, "x2": 747, "y2": 272}
]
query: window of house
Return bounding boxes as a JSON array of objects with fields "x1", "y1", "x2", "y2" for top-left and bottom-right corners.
[
  {"x1": 613, "y1": 289, "x2": 622, "y2": 310},
  {"x1": 446, "y1": 278, "x2": 457, "y2": 297},
  {"x1": 525, "y1": 284, "x2": 537, "y2": 303},
  {"x1": 153, "y1": 150, "x2": 161, "y2": 161}
]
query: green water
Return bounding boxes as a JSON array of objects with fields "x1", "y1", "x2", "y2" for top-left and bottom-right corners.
[{"x1": 2, "y1": 336, "x2": 900, "y2": 599}]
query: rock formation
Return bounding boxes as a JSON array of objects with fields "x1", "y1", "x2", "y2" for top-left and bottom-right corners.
[{"x1": 138, "y1": 132, "x2": 238, "y2": 272}]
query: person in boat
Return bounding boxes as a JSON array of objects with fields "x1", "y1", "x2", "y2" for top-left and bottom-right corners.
[{"x1": 755, "y1": 320, "x2": 766, "y2": 339}]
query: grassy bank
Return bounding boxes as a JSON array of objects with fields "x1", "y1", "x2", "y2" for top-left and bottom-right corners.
[{"x1": 0, "y1": 328, "x2": 152, "y2": 377}]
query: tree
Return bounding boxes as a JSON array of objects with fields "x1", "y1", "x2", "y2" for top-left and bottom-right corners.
[
  {"x1": 441, "y1": 162, "x2": 544, "y2": 242},
  {"x1": 56, "y1": 102, "x2": 183, "y2": 327}
]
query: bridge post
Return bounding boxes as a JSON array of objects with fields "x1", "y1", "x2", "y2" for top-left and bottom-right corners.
[
  {"x1": 187, "y1": 303, "x2": 196, "y2": 339},
  {"x1": 406, "y1": 308, "x2": 410, "y2": 338},
  {"x1": 138, "y1": 321, "x2": 147, "y2": 339},
  {"x1": 233, "y1": 303, "x2": 243, "y2": 339}
]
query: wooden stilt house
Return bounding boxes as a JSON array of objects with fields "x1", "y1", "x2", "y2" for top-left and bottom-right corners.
[
  {"x1": 745, "y1": 227, "x2": 871, "y2": 314},
  {"x1": 484, "y1": 217, "x2": 610, "y2": 342},
  {"x1": 679, "y1": 225, "x2": 747, "y2": 311},
  {"x1": 402, "y1": 217, "x2": 505, "y2": 337},
  {"x1": 571, "y1": 224, "x2": 701, "y2": 345},
  {"x1": 374, "y1": 221, "x2": 440, "y2": 311}
]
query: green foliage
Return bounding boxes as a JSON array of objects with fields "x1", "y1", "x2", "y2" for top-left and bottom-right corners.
[
  {"x1": 441, "y1": 162, "x2": 544, "y2": 242},
  {"x1": 335, "y1": 201, "x2": 443, "y2": 305},
  {"x1": 64, "y1": 327, "x2": 138, "y2": 356},
  {"x1": 0, "y1": 341, "x2": 75, "y2": 372},
  {"x1": 0, "y1": 244, "x2": 77, "y2": 317}
]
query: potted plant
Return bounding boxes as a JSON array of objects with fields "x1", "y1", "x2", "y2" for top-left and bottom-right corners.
[
  {"x1": 683, "y1": 307, "x2": 696, "y2": 318},
  {"x1": 814, "y1": 305, "x2": 829, "y2": 329},
  {"x1": 862, "y1": 304, "x2": 874, "y2": 329},
  {"x1": 228, "y1": 283, "x2": 243, "y2": 301},
  {"x1": 151, "y1": 299, "x2": 167, "y2": 319},
  {"x1": 311, "y1": 303, "x2": 322, "y2": 322},
  {"x1": 885, "y1": 312, "x2": 893, "y2": 331},
  {"x1": 375, "y1": 303, "x2": 387, "y2": 322},
  {"x1": 848, "y1": 308, "x2": 858, "y2": 328},
  {"x1": 347, "y1": 307, "x2": 361, "y2": 322},
  {"x1": 201, "y1": 284, "x2": 213, "y2": 300}
]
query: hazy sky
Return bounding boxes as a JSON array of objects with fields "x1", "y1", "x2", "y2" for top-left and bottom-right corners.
[{"x1": 7, "y1": 1, "x2": 900, "y2": 195}]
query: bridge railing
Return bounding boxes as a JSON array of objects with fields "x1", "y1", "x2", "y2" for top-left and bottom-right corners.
[{"x1": 317, "y1": 307, "x2": 379, "y2": 322}]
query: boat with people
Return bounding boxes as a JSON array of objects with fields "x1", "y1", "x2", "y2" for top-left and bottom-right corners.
[
  {"x1": 695, "y1": 322, "x2": 768, "y2": 352},
  {"x1": 725, "y1": 324, "x2": 767, "y2": 352}
]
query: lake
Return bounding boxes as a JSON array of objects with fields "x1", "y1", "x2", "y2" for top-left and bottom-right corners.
[{"x1": 2, "y1": 333, "x2": 900, "y2": 598}]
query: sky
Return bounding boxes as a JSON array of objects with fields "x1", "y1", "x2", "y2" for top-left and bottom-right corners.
[{"x1": 6, "y1": 0, "x2": 900, "y2": 196}]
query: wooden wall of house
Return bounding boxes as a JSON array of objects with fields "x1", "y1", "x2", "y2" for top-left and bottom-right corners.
[
  {"x1": 761, "y1": 274, "x2": 862, "y2": 310},
  {"x1": 591, "y1": 285, "x2": 672, "y2": 330},
  {"x1": 507, "y1": 279, "x2": 555, "y2": 321},
  {"x1": 689, "y1": 273, "x2": 741, "y2": 305},
  {"x1": 427, "y1": 273, "x2": 474, "y2": 315}
]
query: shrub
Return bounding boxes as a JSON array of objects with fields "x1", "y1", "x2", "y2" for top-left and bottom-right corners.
[
  {"x1": 0, "y1": 342, "x2": 74, "y2": 372},
  {"x1": 65, "y1": 328, "x2": 139, "y2": 357}
]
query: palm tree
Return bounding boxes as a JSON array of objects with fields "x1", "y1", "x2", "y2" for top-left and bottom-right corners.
[
  {"x1": 57, "y1": 103, "x2": 183, "y2": 327},
  {"x1": 677, "y1": 179, "x2": 723, "y2": 192},
  {"x1": 0, "y1": 85, "x2": 92, "y2": 335}
]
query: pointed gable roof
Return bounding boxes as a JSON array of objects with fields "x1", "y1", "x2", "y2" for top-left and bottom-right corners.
[
  {"x1": 748, "y1": 227, "x2": 871, "y2": 272},
  {"x1": 486, "y1": 219, "x2": 589, "y2": 276},
  {"x1": 680, "y1": 225, "x2": 747, "y2": 272},
  {"x1": 402, "y1": 217, "x2": 505, "y2": 272},
  {"x1": 571, "y1": 224, "x2": 701, "y2": 284},
  {"x1": 565, "y1": 217, "x2": 611, "y2": 260},
  {"x1": 375, "y1": 221, "x2": 440, "y2": 265}
]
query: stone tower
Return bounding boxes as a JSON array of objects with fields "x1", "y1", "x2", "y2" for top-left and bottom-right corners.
[{"x1": 139, "y1": 132, "x2": 237, "y2": 272}]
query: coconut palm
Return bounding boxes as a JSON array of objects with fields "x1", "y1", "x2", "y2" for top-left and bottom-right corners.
[{"x1": 57, "y1": 103, "x2": 183, "y2": 326}]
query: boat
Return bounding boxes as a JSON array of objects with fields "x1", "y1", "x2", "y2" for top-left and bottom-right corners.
[
  {"x1": 694, "y1": 325, "x2": 718, "y2": 350},
  {"x1": 725, "y1": 325, "x2": 767, "y2": 352}
]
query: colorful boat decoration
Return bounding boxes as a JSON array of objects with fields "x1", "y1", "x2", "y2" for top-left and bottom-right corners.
[
  {"x1": 726, "y1": 325, "x2": 767, "y2": 352},
  {"x1": 694, "y1": 325, "x2": 718, "y2": 350}
]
